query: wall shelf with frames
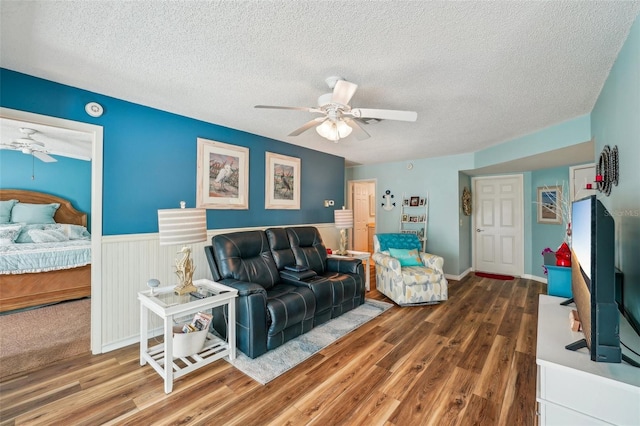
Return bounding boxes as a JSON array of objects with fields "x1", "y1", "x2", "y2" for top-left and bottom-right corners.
[{"x1": 399, "y1": 192, "x2": 428, "y2": 251}]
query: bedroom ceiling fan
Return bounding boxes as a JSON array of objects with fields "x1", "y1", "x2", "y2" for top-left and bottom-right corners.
[
  {"x1": 0, "y1": 128, "x2": 57, "y2": 162},
  {"x1": 255, "y1": 76, "x2": 418, "y2": 142}
]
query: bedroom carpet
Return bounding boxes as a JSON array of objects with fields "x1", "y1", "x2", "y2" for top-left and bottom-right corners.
[
  {"x1": 0, "y1": 298, "x2": 90, "y2": 379},
  {"x1": 229, "y1": 298, "x2": 393, "y2": 384}
]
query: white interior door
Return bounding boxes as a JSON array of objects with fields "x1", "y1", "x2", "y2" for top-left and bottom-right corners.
[
  {"x1": 353, "y1": 182, "x2": 369, "y2": 251},
  {"x1": 473, "y1": 175, "x2": 524, "y2": 276}
]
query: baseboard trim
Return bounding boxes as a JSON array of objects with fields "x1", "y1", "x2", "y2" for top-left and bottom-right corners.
[
  {"x1": 522, "y1": 274, "x2": 547, "y2": 284},
  {"x1": 446, "y1": 268, "x2": 472, "y2": 281}
]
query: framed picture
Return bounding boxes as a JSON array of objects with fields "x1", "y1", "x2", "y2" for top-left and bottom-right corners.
[
  {"x1": 403, "y1": 198, "x2": 409, "y2": 206},
  {"x1": 402, "y1": 214, "x2": 408, "y2": 222},
  {"x1": 265, "y1": 152, "x2": 300, "y2": 209},
  {"x1": 419, "y1": 198, "x2": 425, "y2": 206},
  {"x1": 410, "y1": 216, "x2": 418, "y2": 222},
  {"x1": 410, "y1": 196, "x2": 419, "y2": 206},
  {"x1": 196, "y1": 138, "x2": 248, "y2": 209},
  {"x1": 537, "y1": 186, "x2": 562, "y2": 224}
]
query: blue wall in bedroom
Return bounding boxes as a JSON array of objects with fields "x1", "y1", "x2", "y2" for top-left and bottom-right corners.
[
  {"x1": 0, "y1": 150, "x2": 92, "y2": 222},
  {"x1": 0, "y1": 69, "x2": 346, "y2": 235}
]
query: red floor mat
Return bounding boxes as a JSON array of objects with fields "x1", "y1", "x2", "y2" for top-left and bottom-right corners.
[{"x1": 475, "y1": 272, "x2": 515, "y2": 280}]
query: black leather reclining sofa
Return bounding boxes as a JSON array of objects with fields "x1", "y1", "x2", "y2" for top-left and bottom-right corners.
[{"x1": 204, "y1": 226, "x2": 365, "y2": 358}]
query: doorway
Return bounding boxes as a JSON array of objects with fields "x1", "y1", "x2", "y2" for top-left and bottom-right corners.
[
  {"x1": 472, "y1": 175, "x2": 524, "y2": 276},
  {"x1": 347, "y1": 179, "x2": 376, "y2": 253},
  {"x1": 1, "y1": 107, "x2": 104, "y2": 354}
]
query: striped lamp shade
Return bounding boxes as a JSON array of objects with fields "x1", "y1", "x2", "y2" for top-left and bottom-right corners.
[
  {"x1": 334, "y1": 208, "x2": 353, "y2": 229},
  {"x1": 157, "y1": 207, "x2": 207, "y2": 246}
]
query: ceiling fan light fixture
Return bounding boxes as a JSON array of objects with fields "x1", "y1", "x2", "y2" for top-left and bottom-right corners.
[{"x1": 316, "y1": 120, "x2": 352, "y2": 142}]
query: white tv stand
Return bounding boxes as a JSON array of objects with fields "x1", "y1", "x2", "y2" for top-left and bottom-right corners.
[{"x1": 536, "y1": 295, "x2": 640, "y2": 425}]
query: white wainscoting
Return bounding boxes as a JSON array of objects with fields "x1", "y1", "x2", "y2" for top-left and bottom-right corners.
[{"x1": 100, "y1": 223, "x2": 339, "y2": 352}]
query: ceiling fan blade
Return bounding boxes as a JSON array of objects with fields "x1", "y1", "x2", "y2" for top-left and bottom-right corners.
[
  {"x1": 331, "y1": 80, "x2": 358, "y2": 105},
  {"x1": 344, "y1": 118, "x2": 370, "y2": 141},
  {"x1": 351, "y1": 108, "x2": 417, "y2": 122},
  {"x1": 288, "y1": 117, "x2": 327, "y2": 136},
  {"x1": 255, "y1": 105, "x2": 322, "y2": 113},
  {"x1": 33, "y1": 151, "x2": 57, "y2": 162}
]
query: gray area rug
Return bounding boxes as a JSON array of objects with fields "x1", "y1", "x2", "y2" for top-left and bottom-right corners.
[{"x1": 229, "y1": 299, "x2": 392, "y2": 384}]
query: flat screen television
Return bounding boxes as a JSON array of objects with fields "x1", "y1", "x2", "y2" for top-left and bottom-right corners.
[{"x1": 567, "y1": 195, "x2": 621, "y2": 363}]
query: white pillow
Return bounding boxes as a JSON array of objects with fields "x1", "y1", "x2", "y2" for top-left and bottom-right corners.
[
  {"x1": 0, "y1": 224, "x2": 22, "y2": 245},
  {"x1": 15, "y1": 224, "x2": 45, "y2": 243},
  {"x1": 27, "y1": 228, "x2": 69, "y2": 243},
  {"x1": 44, "y1": 223, "x2": 91, "y2": 240}
]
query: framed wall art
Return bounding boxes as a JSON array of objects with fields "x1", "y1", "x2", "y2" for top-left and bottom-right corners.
[
  {"x1": 196, "y1": 138, "x2": 249, "y2": 209},
  {"x1": 537, "y1": 186, "x2": 562, "y2": 224},
  {"x1": 265, "y1": 152, "x2": 300, "y2": 209}
]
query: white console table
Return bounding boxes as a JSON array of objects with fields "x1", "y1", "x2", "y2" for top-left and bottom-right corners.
[{"x1": 536, "y1": 295, "x2": 640, "y2": 425}]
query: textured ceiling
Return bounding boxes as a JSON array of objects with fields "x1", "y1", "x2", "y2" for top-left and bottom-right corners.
[{"x1": 1, "y1": 1, "x2": 638, "y2": 166}]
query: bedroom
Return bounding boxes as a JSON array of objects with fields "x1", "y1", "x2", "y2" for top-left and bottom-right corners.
[
  {"x1": 1, "y1": 2, "x2": 639, "y2": 424},
  {"x1": 0, "y1": 121, "x2": 93, "y2": 310}
]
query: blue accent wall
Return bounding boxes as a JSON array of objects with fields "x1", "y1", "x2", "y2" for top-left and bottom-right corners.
[
  {"x1": 0, "y1": 150, "x2": 91, "y2": 224},
  {"x1": 591, "y1": 14, "x2": 640, "y2": 332},
  {"x1": 530, "y1": 166, "x2": 570, "y2": 278},
  {"x1": 0, "y1": 69, "x2": 345, "y2": 235}
]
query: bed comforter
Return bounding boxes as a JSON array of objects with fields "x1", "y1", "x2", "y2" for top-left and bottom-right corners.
[{"x1": 0, "y1": 240, "x2": 91, "y2": 274}]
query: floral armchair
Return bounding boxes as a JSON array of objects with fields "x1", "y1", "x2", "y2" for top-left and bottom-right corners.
[{"x1": 372, "y1": 233, "x2": 448, "y2": 306}]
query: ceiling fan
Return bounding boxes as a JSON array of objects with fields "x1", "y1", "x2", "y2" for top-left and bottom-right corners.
[
  {"x1": 255, "y1": 76, "x2": 418, "y2": 142},
  {"x1": 0, "y1": 128, "x2": 57, "y2": 162}
]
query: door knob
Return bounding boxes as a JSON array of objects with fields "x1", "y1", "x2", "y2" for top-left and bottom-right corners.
[{"x1": 476, "y1": 228, "x2": 484, "y2": 232}]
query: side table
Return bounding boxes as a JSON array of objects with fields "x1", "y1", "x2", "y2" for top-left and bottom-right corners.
[
  {"x1": 138, "y1": 278, "x2": 237, "y2": 393},
  {"x1": 329, "y1": 250, "x2": 371, "y2": 291}
]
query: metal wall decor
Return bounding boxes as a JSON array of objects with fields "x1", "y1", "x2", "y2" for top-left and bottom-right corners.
[
  {"x1": 381, "y1": 190, "x2": 396, "y2": 211},
  {"x1": 595, "y1": 145, "x2": 619, "y2": 196},
  {"x1": 462, "y1": 187, "x2": 472, "y2": 216}
]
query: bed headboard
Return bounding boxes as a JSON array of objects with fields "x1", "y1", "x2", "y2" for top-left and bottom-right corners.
[{"x1": 0, "y1": 189, "x2": 87, "y2": 227}]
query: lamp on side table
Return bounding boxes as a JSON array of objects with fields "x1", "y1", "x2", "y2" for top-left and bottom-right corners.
[
  {"x1": 334, "y1": 206, "x2": 353, "y2": 255},
  {"x1": 158, "y1": 202, "x2": 207, "y2": 295}
]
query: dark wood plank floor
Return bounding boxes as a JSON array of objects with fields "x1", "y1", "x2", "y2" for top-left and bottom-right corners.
[{"x1": 0, "y1": 274, "x2": 546, "y2": 425}]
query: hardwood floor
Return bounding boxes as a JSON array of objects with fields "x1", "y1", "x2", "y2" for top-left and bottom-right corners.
[{"x1": 0, "y1": 274, "x2": 546, "y2": 425}]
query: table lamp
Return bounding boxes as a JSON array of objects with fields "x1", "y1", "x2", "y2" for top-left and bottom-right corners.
[
  {"x1": 334, "y1": 206, "x2": 353, "y2": 255},
  {"x1": 158, "y1": 202, "x2": 207, "y2": 295}
]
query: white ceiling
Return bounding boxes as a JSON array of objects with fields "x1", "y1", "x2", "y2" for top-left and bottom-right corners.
[
  {"x1": 0, "y1": 117, "x2": 93, "y2": 161},
  {"x1": 1, "y1": 1, "x2": 638, "y2": 167}
]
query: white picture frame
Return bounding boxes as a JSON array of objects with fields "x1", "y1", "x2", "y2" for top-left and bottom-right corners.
[
  {"x1": 537, "y1": 186, "x2": 562, "y2": 224},
  {"x1": 196, "y1": 138, "x2": 249, "y2": 209},
  {"x1": 265, "y1": 152, "x2": 300, "y2": 210}
]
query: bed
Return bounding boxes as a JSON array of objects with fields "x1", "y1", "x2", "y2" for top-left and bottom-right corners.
[{"x1": 0, "y1": 189, "x2": 92, "y2": 312}]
